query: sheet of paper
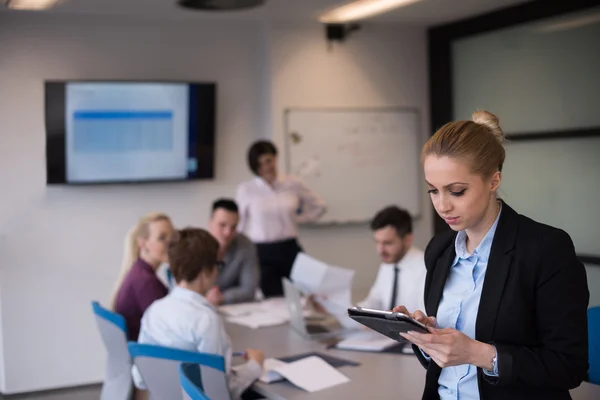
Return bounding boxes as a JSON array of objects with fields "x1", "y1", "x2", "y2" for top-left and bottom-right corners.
[
  {"x1": 291, "y1": 253, "x2": 355, "y2": 295},
  {"x1": 220, "y1": 297, "x2": 290, "y2": 318},
  {"x1": 317, "y1": 289, "x2": 351, "y2": 315},
  {"x1": 219, "y1": 302, "x2": 264, "y2": 317},
  {"x1": 320, "y1": 265, "x2": 354, "y2": 293},
  {"x1": 335, "y1": 331, "x2": 398, "y2": 351},
  {"x1": 259, "y1": 358, "x2": 288, "y2": 383},
  {"x1": 226, "y1": 313, "x2": 288, "y2": 329},
  {"x1": 290, "y1": 253, "x2": 329, "y2": 293},
  {"x1": 314, "y1": 289, "x2": 359, "y2": 329},
  {"x1": 272, "y1": 355, "x2": 350, "y2": 392},
  {"x1": 258, "y1": 297, "x2": 290, "y2": 319}
]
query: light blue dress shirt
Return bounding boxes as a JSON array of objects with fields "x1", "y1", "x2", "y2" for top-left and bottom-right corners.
[
  {"x1": 134, "y1": 287, "x2": 262, "y2": 400},
  {"x1": 436, "y1": 205, "x2": 502, "y2": 400}
]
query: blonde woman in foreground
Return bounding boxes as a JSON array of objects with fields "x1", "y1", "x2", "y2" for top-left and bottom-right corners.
[
  {"x1": 395, "y1": 110, "x2": 588, "y2": 400},
  {"x1": 111, "y1": 212, "x2": 174, "y2": 341}
]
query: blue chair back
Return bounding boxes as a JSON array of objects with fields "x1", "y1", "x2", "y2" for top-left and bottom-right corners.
[
  {"x1": 91, "y1": 301, "x2": 133, "y2": 400},
  {"x1": 180, "y1": 363, "x2": 211, "y2": 400},
  {"x1": 588, "y1": 307, "x2": 600, "y2": 385},
  {"x1": 128, "y1": 342, "x2": 230, "y2": 400}
]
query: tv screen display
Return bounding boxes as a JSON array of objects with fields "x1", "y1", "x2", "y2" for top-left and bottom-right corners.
[{"x1": 45, "y1": 81, "x2": 216, "y2": 184}]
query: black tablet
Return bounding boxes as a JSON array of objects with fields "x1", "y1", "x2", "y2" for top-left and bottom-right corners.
[{"x1": 347, "y1": 306, "x2": 429, "y2": 343}]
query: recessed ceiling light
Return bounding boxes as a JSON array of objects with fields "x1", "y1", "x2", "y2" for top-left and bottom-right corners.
[
  {"x1": 318, "y1": 0, "x2": 422, "y2": 23},
  {"x1": 5, "y1": 0, "x2": 61, "y2": 10}
]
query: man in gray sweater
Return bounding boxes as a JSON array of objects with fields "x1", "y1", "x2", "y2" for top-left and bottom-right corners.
[{"x1": 205, "y1": 198, "x2": 260, "y2": 306}]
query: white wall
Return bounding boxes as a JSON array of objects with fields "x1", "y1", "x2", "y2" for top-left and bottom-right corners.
[
  {"x1": 0, "y1": 13, "x2": 267, "y2": 394},
  {"x1": 268, "y1": 23, "x2": 431, "y2": 297},
  {"x1": 0, "y1": 287, "x2": 5, "y2": 392}
]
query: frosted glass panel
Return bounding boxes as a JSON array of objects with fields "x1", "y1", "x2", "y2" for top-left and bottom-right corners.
[
  {"x1": 452, "y1": 7, "x2": 600, "y2": 134},
  {"x1": 500, "y1": 137, "x2": 600, "y2": 256}
]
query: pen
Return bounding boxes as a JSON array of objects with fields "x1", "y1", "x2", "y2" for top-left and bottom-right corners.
[{"x1": 233, "y1": 351, "x2": 246, "y2": 357}]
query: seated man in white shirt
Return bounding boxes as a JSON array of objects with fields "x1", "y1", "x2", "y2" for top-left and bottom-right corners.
[
  {"x1": 205, "y1": 198, "x2": 260, "y2": 306},
  {"x1": 359, "y1": 206, "x2": 426, "y2": 313},
  {"x1": 135, "y1": 228, "x2": 264, "y2": 400}
]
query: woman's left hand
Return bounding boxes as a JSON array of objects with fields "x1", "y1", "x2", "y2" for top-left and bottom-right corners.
[{"x1": 400, "y1": 328, "x2": 488, "y2": 368}]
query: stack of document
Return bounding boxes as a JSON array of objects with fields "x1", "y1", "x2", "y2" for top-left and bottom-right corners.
[
  {"x1": 219, "y1": 302, "x2": 264, "y2": 317},
  {"x1": 225, "y1": 313, "x2": 288, "y2": 330},
  {"x1": 220, "y1": 298, "x2": 290, "y2": 329},
  {"x1": 256, "y1": 356, "x2": 350, "y2": 392}
]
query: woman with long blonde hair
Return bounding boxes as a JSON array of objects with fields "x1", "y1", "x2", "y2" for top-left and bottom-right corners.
[{"x1": 111, "y1": 212, "x2": 174, "y2": 341}]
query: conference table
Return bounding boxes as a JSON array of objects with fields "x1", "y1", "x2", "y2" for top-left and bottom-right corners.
[{"x1": 226, "y1": 321, "x2": 600, "y2": 400}]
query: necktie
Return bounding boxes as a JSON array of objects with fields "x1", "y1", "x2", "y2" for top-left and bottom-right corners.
[{"x1": 389, "y1": 264, "x2": 400, "y2": 311}]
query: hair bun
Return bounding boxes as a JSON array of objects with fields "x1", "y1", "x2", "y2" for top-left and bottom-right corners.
[{"x1": 472, "y1": 110, "x2": 504, "y2": 144}]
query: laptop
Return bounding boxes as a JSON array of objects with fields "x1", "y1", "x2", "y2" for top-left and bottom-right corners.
[{"x1": 282, "y1": 278, "x2": 346, "y2": 339}]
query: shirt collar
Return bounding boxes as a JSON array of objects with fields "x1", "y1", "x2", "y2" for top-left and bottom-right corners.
[
  {"x1": 454, "y1": 202, "x2": 502, "y2": 263},
  {"x1": 253, "y1": 176, "x2": 268, "y2": 187},
  {"x1": 170, "y1": 286, "x2": 216, "y2": 311},
  {"x1": 254, "y1": 175, "x2": 285, "y2": 189}
]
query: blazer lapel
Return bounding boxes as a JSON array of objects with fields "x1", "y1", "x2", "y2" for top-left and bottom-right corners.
[
  {"x1": 427, "y1": 245, "x2": 456, "y2": 318},
  {"x1": 475, "y1": 201, "x2": 518, "y2": 342}
]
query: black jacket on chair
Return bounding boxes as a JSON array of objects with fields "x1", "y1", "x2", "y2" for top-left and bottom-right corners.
[{"x1": 415, "y1": 201, "x2": 589, "y2": 400}]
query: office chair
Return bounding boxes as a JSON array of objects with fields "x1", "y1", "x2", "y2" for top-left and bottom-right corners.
[
  {"x1": 91, "y1": 301, "x2": 133, "y2": 400},
  {"x1": 180, "y1": 363, "x2": 211, "y2": 400},
  {"x1": 588, "y1": 306, "x2": 600, "y2": 385},
  {"x1": 128, "y1": 342, "x2": 230, "y2": 400}
]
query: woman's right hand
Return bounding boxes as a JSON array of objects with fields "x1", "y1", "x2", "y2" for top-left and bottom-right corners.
[{"x1": 392, "y1": 305, "x2": 438, "y2": 329}]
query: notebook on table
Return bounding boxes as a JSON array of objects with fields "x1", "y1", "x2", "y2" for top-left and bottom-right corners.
[{"x1": 331, "y1": 331, "x2": 414, "y2": 354}]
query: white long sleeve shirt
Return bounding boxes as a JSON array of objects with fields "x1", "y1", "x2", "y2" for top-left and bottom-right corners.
[
  {"x1": 236, "y1": 175, "x2": 326, "y2": 243},
  {"x1": 358, "y1": 247, "x2": 427, "y2": 313},
  {"x1": 134, "y1": 287, "x2": 262, "y2": 400}
]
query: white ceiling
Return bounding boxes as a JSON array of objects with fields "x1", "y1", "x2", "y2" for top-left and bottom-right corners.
[{"x1": 2, "y1": 0, "x2": 532, "y2": 26}]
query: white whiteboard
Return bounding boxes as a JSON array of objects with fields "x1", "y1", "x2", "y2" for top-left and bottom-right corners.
[
  {"x1": 285, "y1": 108, "x2": 421, "y2": 224},
  {"x1": 501, "y1": 137, "x2": 600, "y2": 257}
]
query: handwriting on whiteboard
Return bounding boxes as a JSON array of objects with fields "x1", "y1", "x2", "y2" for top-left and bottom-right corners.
[
  {"x1": 337, "y1": 138, "x2": 397, "y2": 168},
  {"x1": 295, "y1": 155, "x2": 322, "y2": 179}
]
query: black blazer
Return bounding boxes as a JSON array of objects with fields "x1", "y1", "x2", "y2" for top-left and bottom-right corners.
[{"x1": 415, "y1": 201, "x2": 589, "y2": 400}]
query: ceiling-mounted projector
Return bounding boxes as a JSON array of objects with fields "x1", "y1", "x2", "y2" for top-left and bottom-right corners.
[{"x1": 178, "y1": 0, "x2": 266, "y2": 11}]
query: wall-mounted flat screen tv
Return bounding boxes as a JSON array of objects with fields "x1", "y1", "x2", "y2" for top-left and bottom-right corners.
[{"x1": 45, "y1": 81, "x2": 216, "y2": 184}]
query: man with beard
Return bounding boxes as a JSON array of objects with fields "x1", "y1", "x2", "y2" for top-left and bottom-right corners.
[{"x1": 359, "y1": 206, "x2": 426, "y2": 313}]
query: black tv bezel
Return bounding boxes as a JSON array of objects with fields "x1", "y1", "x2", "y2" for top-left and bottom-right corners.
[{"x1": 45, "y1": 79, "x2": 216, "y2": 185}]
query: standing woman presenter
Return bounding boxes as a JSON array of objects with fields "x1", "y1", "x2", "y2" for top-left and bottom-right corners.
[{"x1": 236, "y1": 140, "x2": 326, "y2": 297}]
